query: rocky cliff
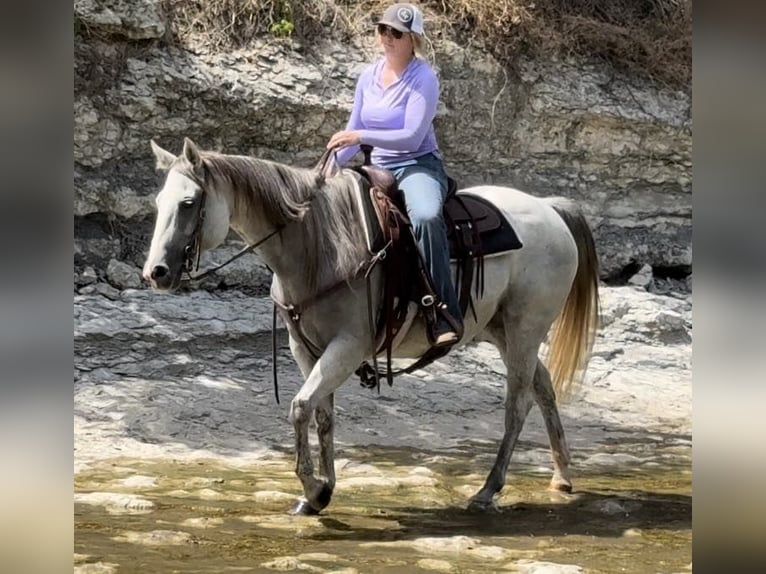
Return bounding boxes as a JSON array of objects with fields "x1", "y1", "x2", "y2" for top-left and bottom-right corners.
[{"x1": 74, "y1": 0, "x2": 692, "y2": 290}]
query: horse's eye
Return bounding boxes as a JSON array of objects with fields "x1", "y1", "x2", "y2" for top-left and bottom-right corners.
[{"x1": 181, "y1": 199, "x2": 195, "y2": 208}]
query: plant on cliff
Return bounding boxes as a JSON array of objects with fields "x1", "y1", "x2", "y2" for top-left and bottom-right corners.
[{"x1": 161, "y1": 0, "x2": 691, "y2": 89}]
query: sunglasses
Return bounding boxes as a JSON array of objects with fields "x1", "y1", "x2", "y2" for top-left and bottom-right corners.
[{"x1": 377, "y1": 24, "x2": 404, "y2": 39}]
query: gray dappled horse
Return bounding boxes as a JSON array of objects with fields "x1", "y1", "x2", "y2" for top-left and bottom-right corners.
[{"x1": 143, "y1": 138, "x2": 599, "y2": 514}]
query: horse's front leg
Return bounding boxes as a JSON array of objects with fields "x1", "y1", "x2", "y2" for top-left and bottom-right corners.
[
  {"x1": 314, "y1": 393, "x2": 336, "y2": 493},
  {"x1": 289, "y1": 335, "x2": 364, "y2": 515}
]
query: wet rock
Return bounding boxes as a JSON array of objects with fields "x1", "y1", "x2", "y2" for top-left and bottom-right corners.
[
  {"x1": 296, "y1": 553, "x2": 341, "y2": 563},
  {"x1": 409, "y1": 466, "x2": 436, "y2": 476},
  {"x1": 115, "y1": 475, "x2": 157, "y2": 488},
  {"x1": 417, "y1": 558, "x2": 454, "y2": 571},
  {"x1": 453, "y1": 484, "x2": 480, "y2": 499},
  {"x1": 183, "y1": 477, "x2": 225, "y2": 488},
  {"x1": 181, "y1": 517, "x2": 224, "y2": 528},
  {"x1": 241, "y1": 514, "x2": 323, "y2": 532},
  {"x1": 582, "y1": 453, "x2": 644, "y2": 467},
  {"x1": 195, "y1": 488, "x2": 248, "y2": 501},
  {"x1": 362, "y1": 536, "x2": 508, "y2": 561},
  {"x1": 335, "y1": 460, "x2": 382, "y2": 475},
  {"x1": 256, "y1": 479, "x2": 288, "y2": 490},
  {"x1": 74, "y1": 492, "x2": 154, "y2": 514},
  {"x1": 74, "y1": 562, "x2": 119, "y2": 574},
  {"x1": 584, "y1": 498, "x2": 643, "y2": 516},
  {"x1": 397, "y1": 474, "x2": 439, "y2": 487},
  {"x1": 512, "y1": 560, "x2": 583, "y2": 573},
  {"x1": 261, "y1": 556, "x2": 323, "y2": 571},
  {"x1": 113, "y1": 529, "x2": 193, "y2": 545},
  {"x1": 254, "y1": 490, "x2": 296, "y2": 504},
  {"x1": 165, "y1": 489, "x2": 192, "y2": 498},
  {"x1": 337, "y1": 476, "x2": 394, "y2": 490}
]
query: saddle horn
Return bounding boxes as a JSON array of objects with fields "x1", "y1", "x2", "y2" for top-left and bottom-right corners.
[{"x1": 314, "y1": 148, "x2": 339, "y2": 180}]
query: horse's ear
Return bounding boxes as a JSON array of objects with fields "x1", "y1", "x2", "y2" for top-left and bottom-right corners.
[
  {"x1": 182, "y1": 137, "x2": 202, "y2": 170},
  {"x1": 150, "y1": 139, "x2": 176, "y2": 171}
]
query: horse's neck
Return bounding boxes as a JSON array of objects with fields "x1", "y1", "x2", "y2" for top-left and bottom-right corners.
[
  {"x1": 256, "y1": 225, "x2": 314, "y2": 299},
  {"x1": 230, "y1": 171, "x2": 365, "y2": 304},
  {"x1": 229, "y1": 210, "x2": 309, "y2": 295}
]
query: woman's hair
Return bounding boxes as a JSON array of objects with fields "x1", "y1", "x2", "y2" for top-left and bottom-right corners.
[{"x1": 411, "y1": 32, "x2": 425, "y2": 57}]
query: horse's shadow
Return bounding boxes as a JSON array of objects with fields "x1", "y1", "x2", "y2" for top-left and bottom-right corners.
[{"x1": 312, "y1": 489, "x2": 691, "y2": 541}]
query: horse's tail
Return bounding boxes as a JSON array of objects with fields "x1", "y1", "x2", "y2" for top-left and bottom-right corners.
[{"x1": 546, "y1": 198, "x2": 600, "y2": 400}]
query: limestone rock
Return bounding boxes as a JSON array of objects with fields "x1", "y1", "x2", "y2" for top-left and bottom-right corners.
[
  {"x1": 113, "y1": 529, "x2": 193, "y2": 545},
  {"x1": 74, "y1": 492, "x2": 154, "y2": 514},
  {"x1": 106, "y1": 258, "x2": 143, "y2": 289},
  {"x1": 513, "y1": 560, "x2": 583, "y2": 574},
  {"x1": 75, "y1": 0, "x2": 165, "y2": 40},
  {"x1": 628, "y1": 264, "x2": 653, "y2": 288}
]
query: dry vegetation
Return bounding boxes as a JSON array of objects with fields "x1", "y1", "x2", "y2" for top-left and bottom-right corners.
[{"x1": 161, "y1": 0, "x2": 691, "y2": 89}]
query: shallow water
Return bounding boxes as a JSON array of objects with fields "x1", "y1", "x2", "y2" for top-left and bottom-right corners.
[{"x1": 75, "y1": 446, "x2": 691, "y2": 573}]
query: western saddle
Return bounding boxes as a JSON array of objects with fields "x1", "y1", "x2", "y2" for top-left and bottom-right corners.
[{"x1": 348, "y1": 145, "x2": 520, "y2": 390}]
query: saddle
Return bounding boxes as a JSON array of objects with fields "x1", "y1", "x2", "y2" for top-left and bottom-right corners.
[{"x1": 349, "y1": 147, "x2": 522, "y2": 389}]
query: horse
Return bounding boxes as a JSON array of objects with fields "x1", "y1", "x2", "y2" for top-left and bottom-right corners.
[{"x1": 143, "y1": 137, "x2": 599, "y2": 514}]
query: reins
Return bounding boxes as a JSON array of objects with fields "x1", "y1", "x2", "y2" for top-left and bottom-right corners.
[{"x1": 182, "y1": 225, "x2": 284, "y2": 283}]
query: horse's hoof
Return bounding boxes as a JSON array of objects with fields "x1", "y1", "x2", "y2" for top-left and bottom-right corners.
[
  {"x1": 290, "y1": 498, "x2": 321, "y2": 516},
  {"x1": 315, "y1": 483, "x2": 333, "y2": 509},
  {"x1": 467, "y1": 498, "x2": 499, "y2": 513},
  {"x1": 290, "y1": 482, "x2": 333, "y2": 515},
  {"x1": 550, "y1": 479, "x2": 573, "y2": 493}
]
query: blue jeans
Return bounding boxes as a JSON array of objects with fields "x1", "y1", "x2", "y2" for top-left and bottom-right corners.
[{"x1": 382, "y1": 152, "x2": 462, "y2": 332}]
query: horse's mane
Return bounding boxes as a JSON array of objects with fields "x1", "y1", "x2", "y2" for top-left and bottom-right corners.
[{"x1": 187, "y1": 152, "x2": 368, "y2": 291}]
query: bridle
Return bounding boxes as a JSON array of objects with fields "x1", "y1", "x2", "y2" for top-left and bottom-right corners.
[
  {"x1": 182, "y1": 186, "x2": 206, "y2": 277},
  {"x1": 180, "y1": 172, "x2": 284, "y2": 284},
  {"x1": 181, "y1": 149, "x2": 339, "y2": 282}
]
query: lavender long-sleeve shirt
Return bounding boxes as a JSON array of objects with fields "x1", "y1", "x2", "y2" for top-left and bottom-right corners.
[{"x1": 335, "y1": 57, "x2": 440, "y2": 167}]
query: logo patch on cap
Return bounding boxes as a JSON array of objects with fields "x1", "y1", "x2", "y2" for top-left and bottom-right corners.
[{"x1": 397, "y1": 7, "x2": 413, "y2": 23}]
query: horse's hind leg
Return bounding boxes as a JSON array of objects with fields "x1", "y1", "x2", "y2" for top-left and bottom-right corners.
[
  {"x1": 469, "y1": 343, "x2": 537, "y2": 511},
  {"x1": 533, "y1": 359, "x2": 573, "y2": 492}
]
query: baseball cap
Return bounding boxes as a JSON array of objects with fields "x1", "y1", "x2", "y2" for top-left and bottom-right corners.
[{"x1": 376, "y1": 3, "x2": 425, "y2": 35}]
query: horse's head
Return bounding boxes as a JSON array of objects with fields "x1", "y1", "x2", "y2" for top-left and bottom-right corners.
[{"x1": 143, "y1": 138, "x2": 231, "y2": 291}]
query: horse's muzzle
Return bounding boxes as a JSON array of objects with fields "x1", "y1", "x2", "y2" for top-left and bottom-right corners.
[{"x1": 144, "y1": 263, "x2": 179, "y2": 291}]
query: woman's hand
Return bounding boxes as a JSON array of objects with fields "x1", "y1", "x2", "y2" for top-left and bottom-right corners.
[{"x1": 327, "y1": 130, "x2": 361, "y2": 150}]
